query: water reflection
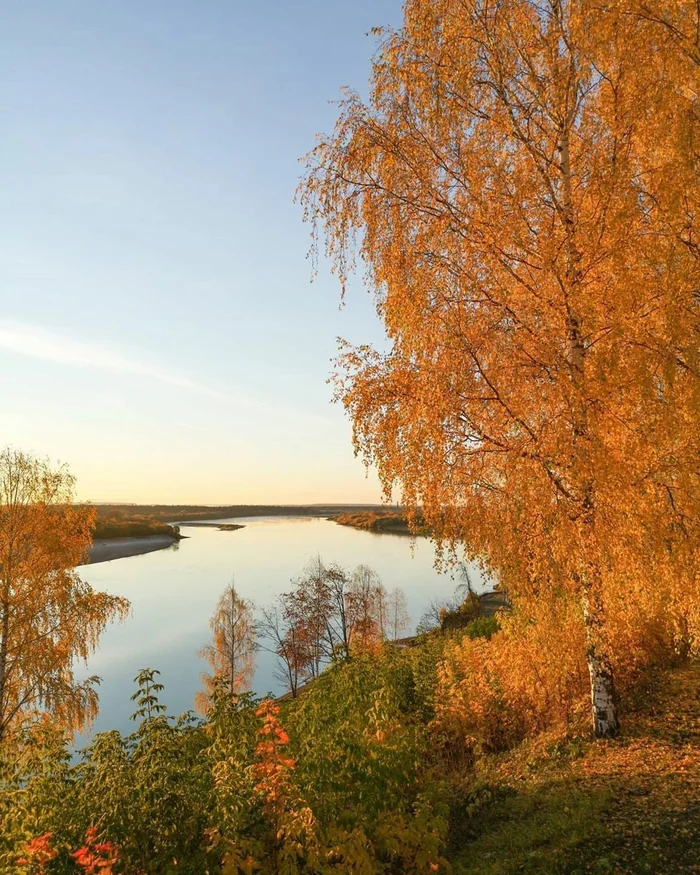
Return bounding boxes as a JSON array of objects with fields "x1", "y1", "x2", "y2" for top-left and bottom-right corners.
[{"x1": 78, "y1": 517, "x2": 489, "y2": 735}]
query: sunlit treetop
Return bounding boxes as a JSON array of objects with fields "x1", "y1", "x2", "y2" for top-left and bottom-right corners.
[{"x1": 301, "y1": 0, "x2": 700, "y2": 735}]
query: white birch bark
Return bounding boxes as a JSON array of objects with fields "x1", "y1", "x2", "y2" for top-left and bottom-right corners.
[{"x1": 582, "y1": 589, "x2": 620, "y2": 738}]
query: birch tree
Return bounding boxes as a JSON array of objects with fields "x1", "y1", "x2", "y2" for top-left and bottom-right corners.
[
  {"x1": 302, "y1": 0, "x2": 700, "y2": 737},
  {"x1": 196, "y1": 578, "x2": 255, "y2": 713},
  {"x1": 0, "y1": 449, "x2": 129, "y2": 743},
  {"x1": 386, "y1": 587, "x2": 410, "y2": 641},
  {"x1": 347, "y1": 565, "x2": 386, "y2": 649},
  {"x1": 294, "y1": 556, "x2": 336, "y2": 676},
  {"x1": 325, "y1": 562, "x2": 353, "y2": 659}
]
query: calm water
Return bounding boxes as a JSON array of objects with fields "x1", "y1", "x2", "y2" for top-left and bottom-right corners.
[{"x1": 77, "y1": 517, "x2": 489, "y2": 735}]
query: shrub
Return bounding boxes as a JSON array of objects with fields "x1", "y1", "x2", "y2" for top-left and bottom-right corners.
[
  {"x1": 1, "y1": 653, "x2": 451, "y2": 873},
  {"x1": 463, "y1": 616, "x2": 500, "y2": 641},
  {"x1": 435, "y1": 599, "x2": 590, "y2": 754}
]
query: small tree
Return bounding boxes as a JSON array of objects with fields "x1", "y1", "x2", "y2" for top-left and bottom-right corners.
[
  {"x1": 386, "y1": 588, "x2": 410, "y2": 641},
  {"x1": 196, "y1": 579, "x2": 255, "y2": 714},
  {"x1": 258, "y1": 602, "x2": 306, "y2": 698},
  {"x1": 260, "y1": 559, "x2": 393, "y2": 694},
  {"x1": 347, "y1": 565, "x2": 386, "y2": 650},
  {"x1": 0, "y1": 449, "x2": 129, "y2": 744},
  {"x1": 130, "y1": 668, "x2": 167, "y2": 721},
  {"x1": 293, "y1": 556, "x2": 335, "y2": 677},
  {"x1": 325, "y1": 563, "x2": 352, "y2": 659},
  {"x1": 416, "y1": 596, "x2": 458, "y2": 635}
]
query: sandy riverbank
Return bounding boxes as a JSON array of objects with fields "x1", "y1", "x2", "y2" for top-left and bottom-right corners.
[
  {"x1": 87, "y1": 535, "x2": 178, "y2": 565},
  {"x1": 180, "y1": 522, "x2": 245, "y2": 531}
]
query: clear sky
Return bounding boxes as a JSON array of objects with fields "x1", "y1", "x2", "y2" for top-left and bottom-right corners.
[{"x1": 1, "y1": 0, "x2": 403, "y2": 504}]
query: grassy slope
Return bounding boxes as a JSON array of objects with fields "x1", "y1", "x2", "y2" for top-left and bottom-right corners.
[{"x1": 447, "y1": 662, "x2": 700, "y2": 874}]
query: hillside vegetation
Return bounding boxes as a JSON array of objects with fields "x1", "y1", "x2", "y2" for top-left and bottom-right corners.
[
  {"x1": 332, "y1": 511, "x2": 424, "y2": 536},
  {"x1": 91, "y1": 515, "x2": 181, "y2": 541},
  {"x1": 3, "y1": 623, "x2": 698, "y2": 873}
]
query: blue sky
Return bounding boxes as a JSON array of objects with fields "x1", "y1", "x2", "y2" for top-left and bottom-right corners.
[{"x1": 0, "y1": 0, "x2": 403, "y2": 503}]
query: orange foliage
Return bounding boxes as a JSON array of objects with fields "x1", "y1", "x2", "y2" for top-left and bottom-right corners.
[
  {"x1": 16, "y1": 833, "x2": 57, "y2": 874},
  {"x1": 17, "y1": 829, "x2": 119, "y2": 875},
  {"x1": 72, "y1": 828, "x2": 119, "y2": 874},
  {"x1": 0, "y1": 449, "x2": 129, "y2": 743},
  {"x1": 247, "y1": 700, "x2": 319, "y2": 870},
  {"x1": 436, "y1": 601, "x2": 589, "y2": 752},
  {"x1": 301, "y1": 0, "x2": 700, "y2": 737},
  {"x1": 435, "y1": 578, "x2": 692, "y2": 753},
  {"x1": 253, "y1": 699, "x2": 297, "y2": 810}
]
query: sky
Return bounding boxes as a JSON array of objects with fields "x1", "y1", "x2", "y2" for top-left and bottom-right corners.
[{"x1": 0, "y1": 0, "x2": 404, "y2": 504}]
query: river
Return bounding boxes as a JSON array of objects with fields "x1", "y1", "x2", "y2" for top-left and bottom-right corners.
[{"x1": 77, "y1": 516, "x2": 490, "y2": 736}]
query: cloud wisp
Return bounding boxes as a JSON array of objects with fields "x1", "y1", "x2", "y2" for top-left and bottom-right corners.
[
  {"x1": 0, "y1": 320, "x2": 335, "y2": 426},
  {"x1": 0, "y1": 320, "x2": 229, "y2": 400}
]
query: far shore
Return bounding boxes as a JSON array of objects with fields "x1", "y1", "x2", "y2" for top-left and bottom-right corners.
[{"x1": 86, "y1": 535, "x2": 179, "y2": 565}]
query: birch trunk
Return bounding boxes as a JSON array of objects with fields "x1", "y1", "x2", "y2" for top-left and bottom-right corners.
[
  {"x1": 556, "y1": 28, "x2": 620, "y2": 740},
  {"x1": 582, "y1": 587, "x2": 620, "y2": 738},
  {"x1": 0, "y1": 598, "x2": 8, "y2": 744}
]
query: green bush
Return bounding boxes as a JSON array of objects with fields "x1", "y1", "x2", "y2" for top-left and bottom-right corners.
[
  {"x1": 463, "y1": 615, "x2": 500, "y2": 640},
  {"x1": 2, "y1": 650, "x2": 450, "y2": 873}
]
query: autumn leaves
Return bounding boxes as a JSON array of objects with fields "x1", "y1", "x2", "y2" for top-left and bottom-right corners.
[
  {"x1": 301, "y1": 0, "x2": 700, "y2": 738},
  {"x1": 0, "y1": 449, "x2": 128, "y2": 745}
]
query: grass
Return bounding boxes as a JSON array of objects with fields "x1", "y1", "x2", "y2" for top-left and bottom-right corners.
[
  {"x1": 446, "y1": 662, "x2": 700, "y2": 874},
  {"x1": 449, "y1": 782, "x2": 613, "y2": 874}
]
